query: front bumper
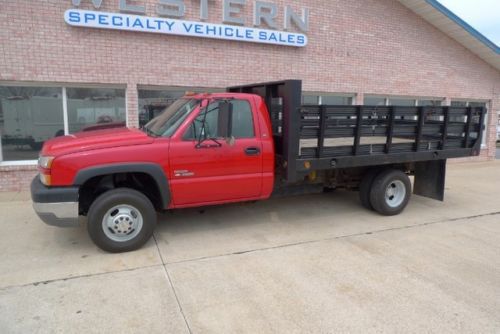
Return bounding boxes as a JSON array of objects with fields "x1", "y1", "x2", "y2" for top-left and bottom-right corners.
[{"x1": 31, "y1": 176, "x2": 80, "y2": 227}]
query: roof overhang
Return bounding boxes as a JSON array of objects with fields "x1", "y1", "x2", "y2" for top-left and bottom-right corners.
[{"x1": 398, "y1": 0, "x2": 500, "y2": 71}]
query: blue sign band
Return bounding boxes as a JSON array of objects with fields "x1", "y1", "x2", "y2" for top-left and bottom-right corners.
[{"x1": 64, "y1": 9, "x2": 308, "y2": 47}]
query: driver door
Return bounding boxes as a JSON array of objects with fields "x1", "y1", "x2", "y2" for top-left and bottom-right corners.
[{"x1": 168, "y1": 98, "x2": 263, "y2": 207}]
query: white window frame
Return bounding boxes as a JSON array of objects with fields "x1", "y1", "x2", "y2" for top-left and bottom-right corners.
[{"x1": 137, "y1": 85, "x2": 224, "y2": 126}]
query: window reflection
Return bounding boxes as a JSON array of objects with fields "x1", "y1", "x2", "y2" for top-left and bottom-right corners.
[
  {"x1": 138, "y1": 90, "x2": 186, "y2": 128},
  {"x1": 419, "y1": 100, "x2": 442, "y2": 107},
  {"x1": 364, "y1": 97, "x2": 386, "y2": 106},
  {"x1": 138, "y1": 88, "x2": 222, "y2": 127},
  {"x1": 388, "y1": 98, "x2": 415, "y2": 106},
  {"x1": 66, "y1": 88, "x2": 126, "y2": 133},
  {"x1": 302, "y1": 94, "x2": 353, "y2": 105},
  {"x1": 0, "y1": 86, "x2": 63, "y2": 160}
]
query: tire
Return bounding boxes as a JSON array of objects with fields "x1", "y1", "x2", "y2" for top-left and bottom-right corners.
[
  {"x1": 87, "y1": 188, "x2": 157, "y2": 253},
  {"x1": 369, "y1": 169, "x2": 411, "y2": 216},
  {"x1": 359, "y1": 168, "x2": 381, "y2": 210}
]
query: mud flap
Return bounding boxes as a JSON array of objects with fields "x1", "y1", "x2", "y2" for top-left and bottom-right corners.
[{"x1": 413, "y1": 159, "x2": 446, "y2": 201}]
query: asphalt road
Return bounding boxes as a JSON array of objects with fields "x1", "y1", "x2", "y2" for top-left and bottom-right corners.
[{"x1": 1, "y1": 161, "x2": 499, "y2": 333}]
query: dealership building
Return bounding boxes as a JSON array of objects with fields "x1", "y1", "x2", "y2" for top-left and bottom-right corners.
[{"x1": 0, "y1": 0, "x2": 499, "y2": 192}]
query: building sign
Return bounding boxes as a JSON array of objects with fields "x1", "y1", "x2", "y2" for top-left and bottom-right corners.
[{"x1": 65, "y1": 1, "x2": 309, "y2": 47}]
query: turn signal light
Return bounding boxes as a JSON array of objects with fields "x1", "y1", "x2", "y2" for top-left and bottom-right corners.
[{"x1": 40, "y1": 173, "x2": 52, "y2": 186}]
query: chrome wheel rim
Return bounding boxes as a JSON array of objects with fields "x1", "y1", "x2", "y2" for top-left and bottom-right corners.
[
  {"x1": 102, "y1": 204, "x2": 143, "y2": 242},
  {"x1": 384, "y1": 180, "x2": 406, "y2": 208}
]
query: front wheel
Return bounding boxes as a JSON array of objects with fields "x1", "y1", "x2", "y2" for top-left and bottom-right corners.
[
  {"x1": 369, "y1": 169, "x2": 411, "y2": 216},
  {"x1": 87, "y1": 188, "x2": 157, "y2": 253}
]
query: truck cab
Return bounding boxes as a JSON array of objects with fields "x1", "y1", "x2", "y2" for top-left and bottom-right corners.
[{"x1": 163, "y1": 93, "x2": 275, "y2": 207}]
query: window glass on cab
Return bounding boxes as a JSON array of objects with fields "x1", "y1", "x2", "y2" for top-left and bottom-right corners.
[
  {"x1": 231, "y1": 100, "x2": 254, "y2": 138},
  {"x1": 184, "y1": 99, "x2": 254, "y2": 140}
]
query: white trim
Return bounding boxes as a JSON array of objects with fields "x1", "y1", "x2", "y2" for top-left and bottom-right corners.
[
  {"x1": 62, "y1": 87, "x2": 69, "y2": 135},
  {"x1": 0, "y1": 160, "x2": 37, "y2": 167}
]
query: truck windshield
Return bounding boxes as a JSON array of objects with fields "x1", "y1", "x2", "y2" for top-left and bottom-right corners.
[{"x1": 143, "y1": 98, "x2": 199, "y2": 137}]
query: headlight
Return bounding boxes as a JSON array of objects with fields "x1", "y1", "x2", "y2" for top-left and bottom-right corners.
[{"x1": 38, "y1": 156, "x2": 54, "y2": 169}]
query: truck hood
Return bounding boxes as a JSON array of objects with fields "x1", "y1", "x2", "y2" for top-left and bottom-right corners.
[{"x1": 41, "y1": 128, "x2": 154, "y2": 157}]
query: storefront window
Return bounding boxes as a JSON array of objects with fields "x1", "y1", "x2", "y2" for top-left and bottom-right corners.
[
  {"x1": 321, "y1": 96, "x2": 353, "y2": 105},
  {"x1": 0, "y1": 86, "x2": 63, "y2": 161},
  {"x1": 364, "y1": 97, "x2": 386, "y2": 106},
  {"x1": 302, "y1": 95, "x2": 319, "y2": 105},
  {"x1": 302, "y1": 94, "x2": 353, "y2": 106},
  {"x1": 388, "y1": 98, "x2": 416, "y2": 106},
  {"x1": 451, "y1": 101, "x2": 467, "y2": 107},
  {"x1": 366, "y1": 96, "x2": 443, "y2": 107},
  {"x1": 419, "y1": 100, "x2": 442, "y2": 107},
  {"x1": 138, "y1": 87, "x2": 222, "y2": 127},
  {"x1": 469, "y1": 103, "x2": 488, "y2": 146},
  {"x1": 451, "y1": 100, "x2": 488, "y2": 146},
  {"x1": 468, "y1": 102, "x2": 487, "y2": 109},
  {"x1": 67, "y1": 88, "x2": 126, "y2": 133}
]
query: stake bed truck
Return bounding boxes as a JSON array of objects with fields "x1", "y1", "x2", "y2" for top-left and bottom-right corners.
[{"x1": 31, "y1": 80, "x2": 486, "y2": 252}]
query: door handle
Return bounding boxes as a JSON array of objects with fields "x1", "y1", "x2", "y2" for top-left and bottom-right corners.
[{"x1": 245, "y1": 147, "x2": 261, "y2": 156}]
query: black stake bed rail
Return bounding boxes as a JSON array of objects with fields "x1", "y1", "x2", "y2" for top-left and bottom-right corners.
[
  {"x1": 296, "y1": 104, "x2": 486, "y2": 172},
  {"x1": 228, "y1": 80, "x2": 487, "y2": 183}
]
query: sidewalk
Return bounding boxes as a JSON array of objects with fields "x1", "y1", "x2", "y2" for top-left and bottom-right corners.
[{"x1": 1, "y1": 161, "x2": 499, "y2": 333}]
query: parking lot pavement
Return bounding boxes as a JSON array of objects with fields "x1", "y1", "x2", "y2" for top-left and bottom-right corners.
[
  {"x1": 0, "y1": 267, "x2": 189, "y2": 334},
  {"x1": 1, "y1": 161, "x2": 499, "y2": 333},
  {"x1": 166, "y1": 214, "x2": 500, "y2": 334}
]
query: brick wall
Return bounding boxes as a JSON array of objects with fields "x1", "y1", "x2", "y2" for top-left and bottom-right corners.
[
  {"x1": 0, "y1": 165, "x2": 38, "y2": 192},
  {"x1": 0, "y1": 0, "x2": 499, "y2": 191}
]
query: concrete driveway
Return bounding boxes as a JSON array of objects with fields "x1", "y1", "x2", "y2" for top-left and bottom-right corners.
[{"x1": 1, "y1": 161, "x2": 499, "y2": 333}]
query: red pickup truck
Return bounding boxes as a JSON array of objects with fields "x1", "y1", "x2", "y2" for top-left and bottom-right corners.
[{"x1": 31, "y1": 80, "x2": 486, "y2": 252}]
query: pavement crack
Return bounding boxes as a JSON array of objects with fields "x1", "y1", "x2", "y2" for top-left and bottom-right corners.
[
  {"x1": 0, "y1": 264, "x2": 163, "y2": 292},
  {"x1": 153, "y1": 234, "x2": 193, "y2": 334},
  {"x1": 165, "y1": 210, "x2": 500, "y2": 266}
]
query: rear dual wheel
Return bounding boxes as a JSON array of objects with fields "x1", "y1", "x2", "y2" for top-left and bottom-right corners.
[{"x1": 359, "y1": 169, "x2": 411, "y2": 216}]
